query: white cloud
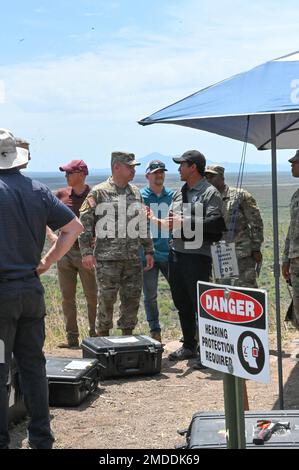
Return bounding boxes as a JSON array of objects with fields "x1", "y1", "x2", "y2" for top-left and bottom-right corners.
[
  {"x1": 1, "y1": 0, "x2": 299, "y2": 170},
  {"x1": 0, "y1": 45, "x2": 207, "y2": 119}
]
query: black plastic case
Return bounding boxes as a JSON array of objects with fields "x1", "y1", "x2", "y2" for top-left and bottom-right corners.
[
  {"x1": 81, "y1": 335, "x2": 163, "y2": 379},
  {"x1": 46, "y1": 357, "x2": 100, "y2": 407},
  {"x1": 182, "y1": 410, "x2": 299, "y2": 449}
]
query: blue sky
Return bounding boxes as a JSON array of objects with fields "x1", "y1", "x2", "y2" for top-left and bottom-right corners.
[{"x1": 1, "y1": 0, "x2": 299, "y2": 170}]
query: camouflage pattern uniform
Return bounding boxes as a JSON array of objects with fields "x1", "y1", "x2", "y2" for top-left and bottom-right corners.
[
  {"x1": 283, "y1": 187, "x2": 299, "y2": 329},
  {"x1": 206, "y1": 164, "x2": 264, "y2": 288},
  {"x1": 221, "y1": 184, "x2": 264, "y2": 287},
  {"x1": 79, "y1": 152, "x2": 154, "y2": 334}
]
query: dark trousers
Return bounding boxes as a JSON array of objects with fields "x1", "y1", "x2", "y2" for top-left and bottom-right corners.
[
  {"x1": 169, "y1": 250, "x2": 212, "y2": 351},
  {"x1": 0, "y1": 277, "x2": 54, "y2": 449}
]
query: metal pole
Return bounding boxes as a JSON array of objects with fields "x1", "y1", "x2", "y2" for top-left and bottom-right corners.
[
  {"x1": 270, "y1": 114, "x2": 284, "y2": 409},
  {"x1": 221, "y1": 278, "x2": 246, "y2": 448},
  {"x1": 235, "y1": 377, "x2": 246, "y2": 449},
  {"x1": 221, "y1": 276, "x2": 238, "y2": 449},
  {"x1": 223, "y1": 373, "x2": 238, "y2": 448}
]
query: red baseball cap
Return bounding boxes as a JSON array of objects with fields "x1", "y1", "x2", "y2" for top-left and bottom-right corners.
[{"x1": 59, "y1": 159, "x2": 89, "y2": 175}]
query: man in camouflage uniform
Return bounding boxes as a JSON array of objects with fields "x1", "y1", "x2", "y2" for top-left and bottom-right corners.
[
  {"x1": 205, "y1": 164, "x2": 264, "y2": 287},
  {"x1": 282, "y1": 150, "x2": 299, "y2": 330},
  {"x1": 79, "y1": 152, "x2": 154, "y2": 336}
]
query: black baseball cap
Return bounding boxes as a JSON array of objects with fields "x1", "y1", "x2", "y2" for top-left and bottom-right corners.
[{"x1": 173, "y1": 150, "x2": 206, "y2": 168}]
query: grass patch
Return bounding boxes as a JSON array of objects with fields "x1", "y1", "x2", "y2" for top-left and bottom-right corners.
[{"x1": 42, "y1": 196, "x2": 295, "y2": 350}]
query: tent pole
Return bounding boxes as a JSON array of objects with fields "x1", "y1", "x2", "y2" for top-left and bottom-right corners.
[{"x1": 270, "y1": 113, "x2": 284, "y2": 409}]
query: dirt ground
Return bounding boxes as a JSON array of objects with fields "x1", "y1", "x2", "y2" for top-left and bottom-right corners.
[{"x1": 9, "y1": 332, "x2": 299, "y2": 449}]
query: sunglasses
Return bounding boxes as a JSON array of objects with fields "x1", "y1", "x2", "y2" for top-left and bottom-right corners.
[{"x1": 148, "y1": 162, "x2": 166, "y2": 170}]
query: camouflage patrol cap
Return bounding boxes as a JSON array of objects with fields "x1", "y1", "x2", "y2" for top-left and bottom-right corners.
[
  {"x1": 289, "y1": 150, "x2": 299, "y2": 163},
  {"x1": 205, "y1": 164, "x2": 225, "y2": 177},
  {"x1": 111, "y1": 151, "x2": 141, "y2": 166}
]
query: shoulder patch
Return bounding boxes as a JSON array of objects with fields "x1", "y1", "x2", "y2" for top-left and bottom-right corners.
[
  {"x1": 80, "y1": 196, "x2": 96, "y2": 213},
  {"x1": 87, "y1": 196, "x2": 97, "y2": 208}
]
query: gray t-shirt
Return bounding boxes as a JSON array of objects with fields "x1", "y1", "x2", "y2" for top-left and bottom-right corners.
[{"x1": 170, "y1": 177, "x2": 223, "y2": 256}]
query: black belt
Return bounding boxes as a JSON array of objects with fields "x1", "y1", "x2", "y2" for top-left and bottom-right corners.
[{"x1": 0, "y1": 272, "x2": 38, "y2": 283}]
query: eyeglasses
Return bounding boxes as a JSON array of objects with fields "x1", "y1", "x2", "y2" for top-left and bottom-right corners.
[{"x1": 65, "y1": 170, "x2": 83, "y2": 176}]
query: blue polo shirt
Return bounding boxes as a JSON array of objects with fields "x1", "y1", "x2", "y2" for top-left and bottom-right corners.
[
  {"x1": 141, "y1": 186, "x2": 174, "y2": 262},
  {"x1": 0, "y1": 169, "x2": 75, "y2": 279}
]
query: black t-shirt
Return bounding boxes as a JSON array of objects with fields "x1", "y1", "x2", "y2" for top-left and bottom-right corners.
[{"x1": 0, "y1": 170, "x2": 75, "y2": 278}]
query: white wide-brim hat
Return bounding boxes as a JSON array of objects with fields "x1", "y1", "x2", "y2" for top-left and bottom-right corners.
[{"x1": 0, "y1": 128, "x2": 29, "y2": 169}]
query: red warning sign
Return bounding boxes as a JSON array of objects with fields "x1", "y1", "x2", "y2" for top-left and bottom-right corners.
[{"x1": 200, "y1": 288, "x2": 263, "y2": 324}]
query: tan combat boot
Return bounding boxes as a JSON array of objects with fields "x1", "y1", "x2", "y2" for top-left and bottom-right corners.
[
  {"x1": 57, "y1": 334, "x2": 80, "y2": 349},
  {"x1": 150, "y1": 330, "x2": 162, "y2": 343}
]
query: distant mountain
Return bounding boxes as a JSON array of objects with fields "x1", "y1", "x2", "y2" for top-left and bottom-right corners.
[
  {"x1": 91, "y1": 152, "x2": 290, "y2": 174},
  {"x1": 135, "y1": 152, "x2": 177, "y2": 174}
]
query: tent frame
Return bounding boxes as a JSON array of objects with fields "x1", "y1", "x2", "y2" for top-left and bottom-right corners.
[{"x1": 271, "y1": 114, "x2": 284, "y2": 409}]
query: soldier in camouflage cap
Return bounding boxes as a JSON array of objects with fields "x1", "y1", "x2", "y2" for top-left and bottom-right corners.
[
  {"x1": 111, "y1": 151, "x2": 141, "y2": 167},
  {"x1": 204, "y1": 164, "x2": 225, "y2": 177},
  {"x1": 282, "y1": 150, "x2": 299, "y2": 330},
  {"x1": 205, "y1": 164, "x2": 264, "y2": 287},
  {"x1": 79, "y1": 151, "x2": 154, "y2": 336}
]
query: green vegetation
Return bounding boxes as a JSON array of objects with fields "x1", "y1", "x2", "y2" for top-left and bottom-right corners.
[
  {"x1": 42, "y1": 173, "x2": 298, "y2": 350},
  {"x1": 43, "y1": 268, "x2": 181, "y2": 349}
]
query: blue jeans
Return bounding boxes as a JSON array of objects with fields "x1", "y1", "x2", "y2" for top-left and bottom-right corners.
[
  {"x1": 0, "y1": 277, "x2": 54, "y2": 449},
  {"x1": 143, "y1": 261, "x2": 169, "y2": 333}
]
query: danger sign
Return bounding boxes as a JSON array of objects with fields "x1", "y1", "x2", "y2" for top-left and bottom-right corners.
[
  {"x1": 200, "y1": 289, "x2": 263, "y2": 323},
  {"x1": 197, "y1": 281, "x2": 269, "y2": 383}
]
